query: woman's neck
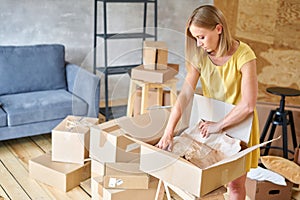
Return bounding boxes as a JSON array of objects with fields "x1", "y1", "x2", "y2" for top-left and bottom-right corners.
[{"x1": 208, "y1": 40, "x2": 239, "y2": 66}]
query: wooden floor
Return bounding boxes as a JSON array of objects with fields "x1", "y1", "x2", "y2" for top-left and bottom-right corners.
[
  {"x1": 0, "y1": 134, "x2": 91, "y2": 200},
  {"x1": 1, "y1": 134, "x2": 299, "y2": 200},
  {"x1": 0, "y1": 133, "x2": 179, "y2": 200}
]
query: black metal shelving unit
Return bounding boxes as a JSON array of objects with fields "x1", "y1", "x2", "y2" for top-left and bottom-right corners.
[{"x1": 93, "y1": 0, "x2": 157, "y2": 121}]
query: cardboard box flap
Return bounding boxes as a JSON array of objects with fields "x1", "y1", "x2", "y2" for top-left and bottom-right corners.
[
  {"x1": 54, "y1": 115, "x2": 98, "y2": 133},
  {"x1": 117, "y1": 109, "x2": 170, "y2": 144},
  {"x1": 208, "y1": 137, "x2": 280, "y2": 168},
  {"x1": 188, "y1": 94, "x2": 253, "y2": 143}
]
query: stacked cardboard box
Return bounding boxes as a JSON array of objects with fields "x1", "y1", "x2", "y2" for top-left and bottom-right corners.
[
  {"x1": 89, "y1": 108, "x2": 173, "y2": 199},
  {"x1": 29, "y1": 115, "x2": 98, "y2": 192},
  {"x1": 131, "y1": 41, "x2": 179, "y2": 83}
]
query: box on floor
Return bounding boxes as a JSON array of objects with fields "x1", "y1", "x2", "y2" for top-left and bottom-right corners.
[
  {"x1": 52, "y1": 115, "x2": 98, "y2": 164},
  {"x1": 29, "y1": 153, "x2": 91, "y2": 192},
  {"x1": 103, "y1": 162, "x2": 149, "y2": 189},
  {"x1": 245, "y1": 178, "x2": 293, "y2": 200}
]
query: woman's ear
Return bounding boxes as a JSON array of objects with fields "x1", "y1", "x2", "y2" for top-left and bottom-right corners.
[{"x1": 216, "y1": 24, "x2": 223, "y2": 34}]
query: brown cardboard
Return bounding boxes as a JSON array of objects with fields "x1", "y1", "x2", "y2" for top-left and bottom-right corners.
[
  {"x1": 29, "y1": 153, "x2": 91, "y2": 192},
  {"x1": 131, "y1": 64, "x2": 178, "y2": 83},
  {"x1": 137, "y1": 134, "x2": 275, "y2": 198},
  {"x1": 52, "y1": 115, "x2": 98, "y2": 164},
  {"x1": 143, "y1": 41, "x2": 168, "y2": 70},
  {"x1": 90, "y1": 109, "x2": 187, "y2": 164},
  {"x1": 89, "y1": 117, "x2": 140, "y2": 163},
  {"x1": 100, "y1": 177, "x2": 159, "y2": 200},
  {"x1": 245, "y1": 178, "x2": 293, "y2": 200},
  {"x1": 92, "y1": 176, "x2": 103, "y2": 200},
  {"x1": 199, "y1": 186, "x2": 226, "y2": 200},
  {"x1": 117, "y1": 108, "x2": 171, "y2": 145},
  {"x1": 91, "y1": 159, "x2": 105, "y2": 178},
  {"x1": 103, "y1": 163, "x2": 149, "y2": 189}
]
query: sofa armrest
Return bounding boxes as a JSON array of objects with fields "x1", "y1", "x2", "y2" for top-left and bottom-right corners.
[{"x1": 66, "y1": 63, "x2": 100, "y2": 118}]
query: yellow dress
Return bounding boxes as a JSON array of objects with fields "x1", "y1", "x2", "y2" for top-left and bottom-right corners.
[{"x1": 197, "y1": 41, "x2": 260, "y2": 169}]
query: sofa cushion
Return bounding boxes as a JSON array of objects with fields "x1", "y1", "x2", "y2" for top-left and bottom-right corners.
[
  {"x1": 0, "y1": 108, "x2": 7, "y2": 127},
  {"x1": 0, "y1": 89, "x2": 88, "y2": 126},
  {"x1": 0, "y1": 44, "x2": 67, "y2": 96}
]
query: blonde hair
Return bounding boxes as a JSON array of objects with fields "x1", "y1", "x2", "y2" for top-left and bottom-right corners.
[{"x1": 185, "y1": 5, "x2": 233, "y2": 69}]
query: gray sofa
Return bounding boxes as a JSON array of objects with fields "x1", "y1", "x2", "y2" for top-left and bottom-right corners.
[{"x1": 0, "y1": 44, "x2": 100, "y2": 141}]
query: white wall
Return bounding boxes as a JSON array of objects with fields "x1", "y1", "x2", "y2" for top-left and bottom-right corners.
[{"x1": 0, "y1": 0, "x2": 213, "y2": 100}]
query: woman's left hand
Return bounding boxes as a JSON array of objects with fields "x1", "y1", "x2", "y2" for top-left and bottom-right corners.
[{"x1": 198, "y1": 120, "x2": 222, "y2": 138}]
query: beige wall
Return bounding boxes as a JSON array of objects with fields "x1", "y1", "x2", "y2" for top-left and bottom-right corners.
[{"x1": 215, "y1": 0, "x2": 300, "y2": 107}]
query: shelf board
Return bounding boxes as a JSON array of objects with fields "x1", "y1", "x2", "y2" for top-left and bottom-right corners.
[
  {"x1": 96, "y1": 0, "x2": 155, "y2": 3},
  {"x1": 96, "y1": 32, "x2": 155, "y2": 40},
  {"x1": 99, "y1": 105, "x2": 127, "y2": 121},
  {"x1": 96, "y1": 64, "x2": 139, "y2": 75}
]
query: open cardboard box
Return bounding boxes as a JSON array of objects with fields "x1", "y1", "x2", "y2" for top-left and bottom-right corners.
[
  {"x1": 52, "y1": 115, "x2": 98, "y2": 164},
  {"x1": 89, "y1": 108, "x2": 188, "y2": 164},
  {"x1": 139, "y1": 138, "x2": 274, "y2": 197},
  {"x1": 89, "y1": 118, "x2": 140, "y2": 163},
  {"x1": 123, "y1": 95, "x2": 274, "y2": 197}
]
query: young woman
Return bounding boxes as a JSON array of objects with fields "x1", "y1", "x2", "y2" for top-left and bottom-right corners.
[{"x1": 156, "y1": 5, "x2": 260, "y2": 200}]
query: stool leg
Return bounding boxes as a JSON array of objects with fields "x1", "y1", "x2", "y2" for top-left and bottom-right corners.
[
  {"x1": 157, "y1": 88, "x2": 163, "y2": 106},
  {"x1": 282, "y1": 112, "x2": 289, "y2": 158},
  {"x1": 126, "y1": 80, "x2": 137, "y2": 117},
  {"x1": 263, "y1": 122, "x2": 277, "y2": 156},
  {"x1": 288, "y1": 111, "x2": 298, "y2": 150},
  {"x1": 141, "y1": 83, "x2": 149, "y2": 114},
  {"x1": 260, "y1": 110, "x2": 276, "y2": 143}
]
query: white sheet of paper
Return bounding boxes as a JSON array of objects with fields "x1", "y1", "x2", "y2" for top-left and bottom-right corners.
[{"x1": 187, "y1": 94, "x2": 253, "y2": 143}]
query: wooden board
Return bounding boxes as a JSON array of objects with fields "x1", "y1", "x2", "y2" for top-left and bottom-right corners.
[{"x1": 0, "y1": 135, "x2": 91, "y2": 200}]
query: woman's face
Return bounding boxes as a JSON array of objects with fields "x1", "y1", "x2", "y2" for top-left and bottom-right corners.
[{"x1": 189, "y1": 24, "x2": 222, "y2": 55}]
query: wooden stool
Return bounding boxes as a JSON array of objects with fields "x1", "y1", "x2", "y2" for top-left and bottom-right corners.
[
  {"x1": 260, "y1": 87, "x2": 300, "y2": 159},
  {"x1": 127, "y1": 78, "x2": 178, "y2": 117}
]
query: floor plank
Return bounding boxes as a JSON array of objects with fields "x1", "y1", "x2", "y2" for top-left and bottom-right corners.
[
  {"x1": 0, "y1": 184, "x2": 9, "y2": 200},
  {"x1": 0, "y1": 137, "x2": 91, "y2": 200},
  {"x1": 30, "y1": 134, "x2": 52, "y2": 153},
  {"x1": 0, "y1": 159, "x2": 31, "y2": 200},
  {"x1": 0, "y1": 142, "x2": 51, "y2": 199}
]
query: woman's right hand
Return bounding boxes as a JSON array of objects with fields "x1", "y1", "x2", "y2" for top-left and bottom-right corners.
[{"x1": 155, "y1": 131, "x2": 174, "y2": 151}]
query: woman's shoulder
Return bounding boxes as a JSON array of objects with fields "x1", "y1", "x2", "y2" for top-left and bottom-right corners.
[
  {"x1": 235, "y1": 41, "x2": 256, "y2": 58},
  {"x1": 237, "y1": 41, "x2": 254, "y2": 53}
]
